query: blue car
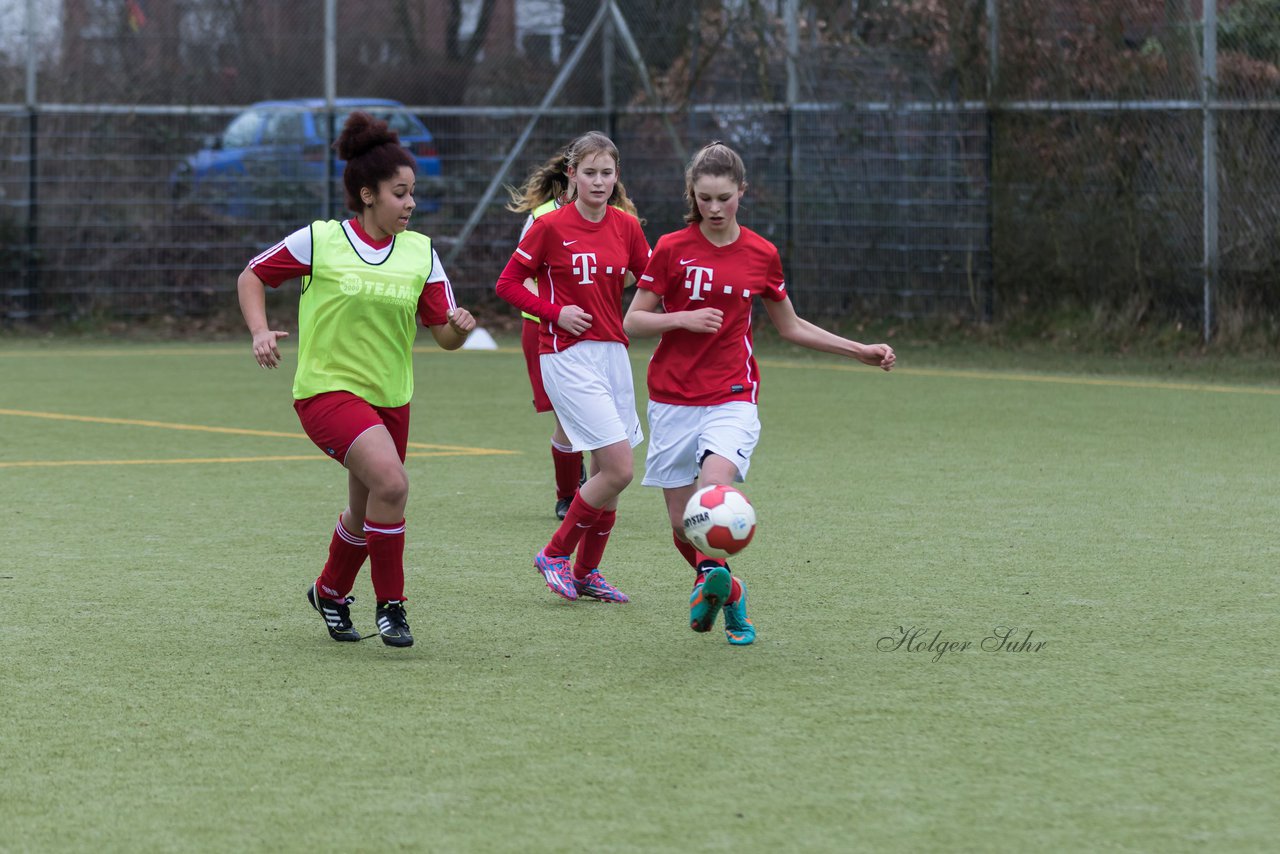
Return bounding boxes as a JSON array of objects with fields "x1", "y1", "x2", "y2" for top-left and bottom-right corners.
[{"x1": 172, "y1": 98, "x2": 444, "y2": 218}]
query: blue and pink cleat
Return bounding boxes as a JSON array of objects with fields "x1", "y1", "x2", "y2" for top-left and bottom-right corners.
[
  {"x1": 573, "y1": 569, "x2": 630, "y2": 603},
  {"x1": 535, "y1": 549, "x2": 578, "y2": 601}
]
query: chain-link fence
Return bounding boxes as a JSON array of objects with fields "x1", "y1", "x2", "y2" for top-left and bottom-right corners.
[{"x1": 3, "y1": 1, "x2": 1278, "y2": 341}]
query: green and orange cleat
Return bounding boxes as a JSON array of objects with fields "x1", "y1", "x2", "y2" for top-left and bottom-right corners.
[
  {"x1": 689, "y1": 566, "x2": 731, "y2": 633},
  {"x1": 723, "y1": 577, "x2": 756, "y2": 645}
]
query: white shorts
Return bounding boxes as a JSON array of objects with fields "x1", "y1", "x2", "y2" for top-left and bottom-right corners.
[
  {"x1": 642, "y1": 400, "x2": 760, "y2": 488},
  {"x1": 540, "y1": 340, "x2": 644, "y2": 452}
]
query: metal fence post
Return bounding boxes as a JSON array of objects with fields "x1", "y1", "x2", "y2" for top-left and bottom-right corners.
[
  {"x1": 984, "y1": 0, "x2": 999, "y2": 323},
  {"x1": 324, "y1": 0, "x2": 337, "y2": 220},
  {"x1": 23, "y1": 0, "x2": 39, "y2": 318},
  {"x1": 1202, "y1": 0, "x2": 1218, "y2": 344},
  {"x1": 785, "y1": 0, "x2": 798, "y2": 276},
  {"x1": 986, "y1": 0, "x2": 999, "y2": 93},
  {"x1": 603, "y1": 10, "x2": 615, "y2": 140}
]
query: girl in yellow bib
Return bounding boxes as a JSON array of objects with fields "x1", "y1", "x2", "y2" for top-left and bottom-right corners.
[{"x1": 237, "y1": 111, "x2": 475, "y2": 648}]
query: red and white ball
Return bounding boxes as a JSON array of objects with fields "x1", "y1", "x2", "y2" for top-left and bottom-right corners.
[{"x1": 682, "y1": 484, "x2": 757, "y2": 558}]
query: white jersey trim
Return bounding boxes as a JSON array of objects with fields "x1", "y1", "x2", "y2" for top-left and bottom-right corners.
[
  {"x1": 545, "y1": 268, "x2": 562, "y2": 352},
  {"x1": 284, "y1": 226, "x2": 313, "y2": 265},
  {"x1": 250, "y1": 237, "x2": 290, "y2": 267},
  {"x1": 431, "y1": 276, "x2": 459, "y2": 314}
]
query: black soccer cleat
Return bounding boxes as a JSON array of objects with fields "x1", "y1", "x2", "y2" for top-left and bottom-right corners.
[
  {"x1": 375, "y1": 601, "x2": 414, "y2": 647},
  {"x1": 554, "y1": 463, "x2": 588, "y2": 520},
  {"x1": 555, "y1": 496, "x2": 572, "y2": 520},
  {"x1": 307, "y1": 583, "x2": 362, "y2": 642}
]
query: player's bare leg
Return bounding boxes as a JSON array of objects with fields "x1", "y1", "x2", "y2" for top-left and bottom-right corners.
[{"x1": 578, "y1": 440, "x2": 632, "y2": 510}]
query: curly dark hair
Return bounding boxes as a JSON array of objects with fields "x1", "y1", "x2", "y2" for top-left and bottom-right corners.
[{"x1": 335, "y1": 110, "x2": 415, "y2": 213}]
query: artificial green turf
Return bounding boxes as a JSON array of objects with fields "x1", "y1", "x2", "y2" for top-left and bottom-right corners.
[{"x1": 2, "y1": 339, "x2": 1277, "y2": 852}]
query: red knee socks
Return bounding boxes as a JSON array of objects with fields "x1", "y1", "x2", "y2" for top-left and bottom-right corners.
[
  {"x1": 364, "y1": 518, "x2": 406, "y2": 603},
  {"x1": 551, "y1": 442, "x2": 584, "y2": 501},
  {"x1": 545, "y1": 494, "x2": 604, "y2": 558},
  {"x1": 574, "y1": 509, "x2": 617, "y2": 579},
  {"x1": 315, "y1": 516, "x2": 367, "y2": 600}
]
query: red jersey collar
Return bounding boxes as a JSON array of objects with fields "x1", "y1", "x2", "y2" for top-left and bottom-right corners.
[
  {"x1": 692, "y1": 220, "x2": 743, "y2": 250},
  {"x1": 347, "y1": 217, "x2": 394, "y2": 250}
]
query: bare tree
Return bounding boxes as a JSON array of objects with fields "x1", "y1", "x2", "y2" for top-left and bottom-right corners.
[{"x1": 446, "y1": 0, "x2": 501, "y2": 62}]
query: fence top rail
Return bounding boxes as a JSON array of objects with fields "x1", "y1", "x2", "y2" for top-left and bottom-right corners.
[
  {"x1": 5, "y1": 99, "x2": 1280, "y2": 119},
  {"x1": 0, "y1": 103, "x2": 619, "y2": 118},
  {"x1": 1000, "y1": 99, "x2": 1280, "y2": 111}
]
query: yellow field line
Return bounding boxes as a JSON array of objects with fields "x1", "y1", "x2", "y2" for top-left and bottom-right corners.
[
  {"x1": 756, "y1": 359, "x2": 1280, "y2": 396},
  {"x1": 0, "y1": 450, "x2": 495, "y2": 469},
  {"x1": 0, "y1": 408, "x2": 515, "y2": 454},
  {"x1": 0, "y1": 347, "x2": 249, "y2": 358}
]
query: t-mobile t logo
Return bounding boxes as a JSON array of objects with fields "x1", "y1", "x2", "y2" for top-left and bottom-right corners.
[
  {"x1": 684, "y1": 265, "x2": 715, "y2": 300},
  {"x1": 572, "y1": 252, "x2": 598, "y2": 284}
]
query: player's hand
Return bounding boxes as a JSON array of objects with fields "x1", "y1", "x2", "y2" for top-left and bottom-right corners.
[
  {"x1": 447, "y1": 307, "x2": 476, "y2": 335},
  {"x1": 556, "y1": 305, "x2": 593, "y2": 336},
  {"x1": 252, "y1": 329, "x2": 290, "y2": 369},
  {"x1": 681, "y1": 307, "x2": 723, "y2": 334},
  {"x1": 858, "y1": 343, "x2": 895, "y2": 371}
]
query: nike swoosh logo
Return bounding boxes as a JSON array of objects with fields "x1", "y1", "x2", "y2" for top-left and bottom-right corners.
[
  {"x1": 736, "y1": 449, "x2": 748, "y2": 459},
  {"x1": 575, "y1": 522, "x2": 592, "y2": 528},
  {"x1": 679, "y1": 258, "x2": 696, "y2": 265},
  {"x1": 563, "y1": 240, "x2": 579, "y2": 246}
]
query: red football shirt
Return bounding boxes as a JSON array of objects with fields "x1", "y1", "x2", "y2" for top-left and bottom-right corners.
[
  {"x1": 501, "y1": 203, "x2": 651, "y2": 354},
  {"x1": 638, "y1": 224, "x2": 787, "y2": 406}
]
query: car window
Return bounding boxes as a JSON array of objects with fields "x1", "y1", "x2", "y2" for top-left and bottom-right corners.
[
  {"x1": 369, "y1": 110, "x2": 426, "y2": 138},
  {"x1": 223, "y1": 110, "x2": 266, "y2": 148},
  {"x1": 262, "y1": 111, "x2": 304, "y2": 145}
]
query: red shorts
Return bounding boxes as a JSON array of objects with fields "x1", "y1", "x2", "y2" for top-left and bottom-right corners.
[
  {"x1": 294, "y1": 391, "x2": 410, "y2": 465},
  {"x1": 522, "y1": 318, "x2": 553, "y2": 413}
]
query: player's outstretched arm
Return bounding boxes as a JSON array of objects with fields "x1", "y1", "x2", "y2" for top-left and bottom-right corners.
[
  {"x1": 764, "y1": 296, "x2": 895, "y2": 371},
  {"x1": 428, "y1": 308, "x2": 476, "y2": 351},
  {"x1": 623, "y1": 288, "x2": 723, "y2": 337},
  {"x1": 237, "y1": 266, "x2": 290, "y2": 369}
]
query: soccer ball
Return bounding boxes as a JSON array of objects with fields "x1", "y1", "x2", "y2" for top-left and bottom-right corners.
[{"x1": 682, "y1": 485, "x2": 756, "y2": 558}]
